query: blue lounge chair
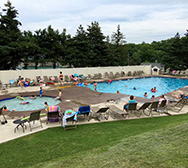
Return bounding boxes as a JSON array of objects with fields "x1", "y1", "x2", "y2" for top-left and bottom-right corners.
[{"x1": 77, "y1": 106, "x2": 91, "y2": 121}]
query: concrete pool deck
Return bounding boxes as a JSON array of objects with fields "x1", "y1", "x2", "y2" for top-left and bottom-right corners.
[{"x1": 0, "y1": 75, "x2": 188, "y2": 144}]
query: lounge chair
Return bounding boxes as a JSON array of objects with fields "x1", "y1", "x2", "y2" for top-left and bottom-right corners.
[
  {"x1": 137, "y1": 102, "x2": 151, "y2": 117},
  {"x1": 120, "y1": 71, "x2": 126, "y2": 77},
  {"x1": 157, "y1": 100, "x2": 168, "y2": 114},
  {"x1": 133, "y1": 71, "x2": 137, "y2": 76},
  {"x1": 9, "y1": 79, "x2": 17, "y2": 87},
  {"x1": 104, "y1": 72, "x2": 109, "y2": 79},
  {"x1": 64, "y1": 75, "x2": 70, "y2": 82},
  {"x1": 89, "y1": 106, "x2": 110, "y2": 121},
  {"x1": 115, "y1": 72, "x2": 121, "y2": 78},
  {"x1": 147, "y1": 101, "x2": 159, "y2": 116},
  {"x1": 167, "y1": 98, "x2": 186, "y2": 112},
  {"x1": 77, "y1": 106, "x2": 91, "y2": 121},
  {"x1": 28, "y1": 111, "x2": 43, "y2": 131},
  {"x1": 127, "y1": 71, "x2": 132, "y2": 76},
  {"x1": 93, "y1": 74, "x2": 99, "y2": 79},
  {"x1": 46, "y1": 106, "x2": 61, "y2": 124},
  {"x1": 43, "y1": 76, "x2": 50, "y2": 83},
  {"x1": 109, "y1": 105, "x2": 127, "y2": 119},
  {"x1": 109, "y1": 72, "x2": 115, "y2": 79},
  {"x1": 63, "y1": 109, "x2": 77, "y2": 130},
  {"x1": 126, "y1": 103, "x2": 138, "y2": 118},
  {"x1": 0, "y1": 105, "x2": 8, "y2": 124},
  {"x1": 98, "y1": 73, "x2": 103, "y2": 79}
]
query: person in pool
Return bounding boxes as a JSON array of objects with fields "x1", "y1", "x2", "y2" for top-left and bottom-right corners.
[
  {"x1": 153, "y1": 87, "x2": 157, "y2": 92},
  {"x1": 44, "y1": 102, "x2": 49, "y2": 111},
  {"x1": 144, "y1": 92, "x2": 148, "y2": 97},
  {"x1": 30, "y1": 95, "x2": 36, "y2": 99},
  {"x1": 3, "y1": 106, "x2": 15, "y2": 112},
  {"x1": 93, "y1": 81, "x2": 97, "y2": 91},
  {"x1": 20, "y1": 101, "x2": 30, "y2": 105}
]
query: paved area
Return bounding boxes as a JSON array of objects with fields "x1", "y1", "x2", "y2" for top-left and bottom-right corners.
[{"x1": 0, "y1": 76, "x2": 188, "y2": 144}]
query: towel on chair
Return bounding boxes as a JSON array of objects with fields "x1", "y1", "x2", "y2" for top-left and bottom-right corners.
[
  {"x1": 46, "y1": 106, "x2": 60, "y2": 112},
  {"x1": 63, "y1": 109, "x2": 77, "y2": 127}
]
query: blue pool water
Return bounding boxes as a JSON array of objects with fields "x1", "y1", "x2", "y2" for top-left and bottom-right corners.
[
  {"x1": 0, "y1": 96, "x2": 61, "y2": 111},
  {"x1": 86, "y1": 77, "x2": 188, "y2": 98}
]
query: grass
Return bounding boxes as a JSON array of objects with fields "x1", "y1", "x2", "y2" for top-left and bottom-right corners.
[{"x1": 0, "y1": 114, "x2": 188, "y2": 168}]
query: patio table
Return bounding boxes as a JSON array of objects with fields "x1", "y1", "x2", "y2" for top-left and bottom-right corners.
[{"x1": 13, "y1": 119, "x2": 27, "y2": 133}]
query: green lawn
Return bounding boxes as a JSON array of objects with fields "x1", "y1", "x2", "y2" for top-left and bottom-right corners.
[{"x1": 0, "y1": 114, "x2": 188, "y2": 168}]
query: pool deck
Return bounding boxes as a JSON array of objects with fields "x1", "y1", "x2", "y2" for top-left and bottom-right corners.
[{"x1": 0, "y1": 75, "x2": 188, "y2": 144}]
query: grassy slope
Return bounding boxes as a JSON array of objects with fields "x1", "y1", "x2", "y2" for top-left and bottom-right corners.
[{"x1": 0, "y1": 114, "x2": 188, "y2": 168}]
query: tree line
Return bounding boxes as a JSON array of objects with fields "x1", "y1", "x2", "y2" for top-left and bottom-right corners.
[{"x1": 0, "y1": 1, "x2": 188, "y2": 71}]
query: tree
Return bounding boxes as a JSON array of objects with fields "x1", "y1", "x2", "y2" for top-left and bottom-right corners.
[
  {"x1": 0, "y1": 0, "x2": 23, "y2": 70},
  {"x1": 86, "y1": 21, "x2": 110, "y2": 66},
  {"x1": 65, "y1": 25, "x2": 93, "y2": 67},
  {"x1": 111, "y1": 25, "x2": 127, "y2": 65}
]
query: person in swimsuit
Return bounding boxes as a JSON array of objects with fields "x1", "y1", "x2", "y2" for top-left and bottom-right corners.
[
  {"x1": 123, "y1": 95, "x2": 136, "y2": 112},
  {"x1": 59, "y1": 71, "x2": 64, "y2": 86},
  {"x1": 55, "y1": 90, "x2": 62, "y2": 101},
  {"x1": 39, "y1": 87, "x2": 43, "y2": 97},
  {"x1": 93, "y1": 81, "x2": 97, "y2": 91}
]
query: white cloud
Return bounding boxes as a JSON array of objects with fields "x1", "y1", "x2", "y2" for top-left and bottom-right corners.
[{"x1": 0, "y1": 0, "x2": 187, "y2": 43}]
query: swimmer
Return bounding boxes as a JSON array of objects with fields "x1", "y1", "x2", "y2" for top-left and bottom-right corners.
[
  {"x1": 125, "y1": 85, "x2": 128, "y2": 87},
  {"x1": 93, "y1": 81, "x2": 97, "y2": 91},
  {"x1": 117, "y1": 91, "x2": 120, "y2": 94},
  {"x1": 15, "y1": 95, "x2": 24, "y2": 100},
  {"x1": 153, "y1": 87, "x2": 157, "y2": 92},
  {"x1": 84, "y1": 80, "x2": 88, "y2": 86},
  {"x1": 20, "y1": 101, "x2": 30, "y2": 105},
  {"x1": 3, "y1": 106, "x2": 15, "y2": 112},
  {"x1": 44, "y1": 102, "x2": 49, "y2": 111},
  {"x1": 133, "y1": 87, "x2": 136, "y2": 90},
  {"x1": 144, "y1": 92, "x2": 148, "y2": 97},
  {"x1": 151, "y1": 95, "x2": 155, "y2": 99},
  {"x1": 30, "y1": 95, "x2": 36, "y2": 99}
]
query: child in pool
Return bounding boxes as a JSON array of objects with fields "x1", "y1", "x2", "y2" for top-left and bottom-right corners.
[
  {"x1": 30, "y1": 95, "x2": 36, "y2": 99},
  {"x1": 93, "y1": 81, "x2": 97, "y2": 91},
  {"x1": 144, "y1": 92, "x2": 148, "y2": 97},
  {"x1": 153, "y1": 87, "x2": 157, "y2": 92},
  {"x1": 3, "y1": 106, "x2": 15, "y2": 112},
  {"x1": 20, "y1": 101, "x2": 30, "y2": 104}
]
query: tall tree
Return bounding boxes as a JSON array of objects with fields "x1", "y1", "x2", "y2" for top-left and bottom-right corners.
[
  {"x1": 111, "y1": 25, "x2": 127, "y2": 65},
  {"x1": 0, "y1": 0, "x2": 22, "y2": 70},
  {"x1": 65, "y1": 25, "x2": 93, "y2": 67},
  {"x1": 86, "y1": 21, "x2": 110, "y2": 66}
]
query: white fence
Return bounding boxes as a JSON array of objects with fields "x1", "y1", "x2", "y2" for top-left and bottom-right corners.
[{"x1": 0, "y1": 65, "x2": 151, "y2": 84}]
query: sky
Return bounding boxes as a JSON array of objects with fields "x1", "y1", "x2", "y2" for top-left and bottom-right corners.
[{"x1": 0, "y1": 0, "x2": 188, "y2": 44}]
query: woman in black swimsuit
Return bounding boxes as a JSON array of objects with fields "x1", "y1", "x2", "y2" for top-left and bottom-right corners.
[{"x1": 59, "y1": 71, "x2": 64, "y2": 86}]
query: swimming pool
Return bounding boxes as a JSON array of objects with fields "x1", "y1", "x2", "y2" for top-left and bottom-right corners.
[
  {"x1": 0, "y1": 96, "x2": 61, "y2": 111},
  {"x1": 86, "y1": 77, "x2": 188, "y2": 98}
]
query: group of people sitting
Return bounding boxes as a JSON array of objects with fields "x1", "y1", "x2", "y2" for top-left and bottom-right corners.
[
  {"x1": 123, "y1": 94, "x2": 168, "y2": 114},
  {"x1": 17, "y1": 76, "x2": 39, "y2": 88}
]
